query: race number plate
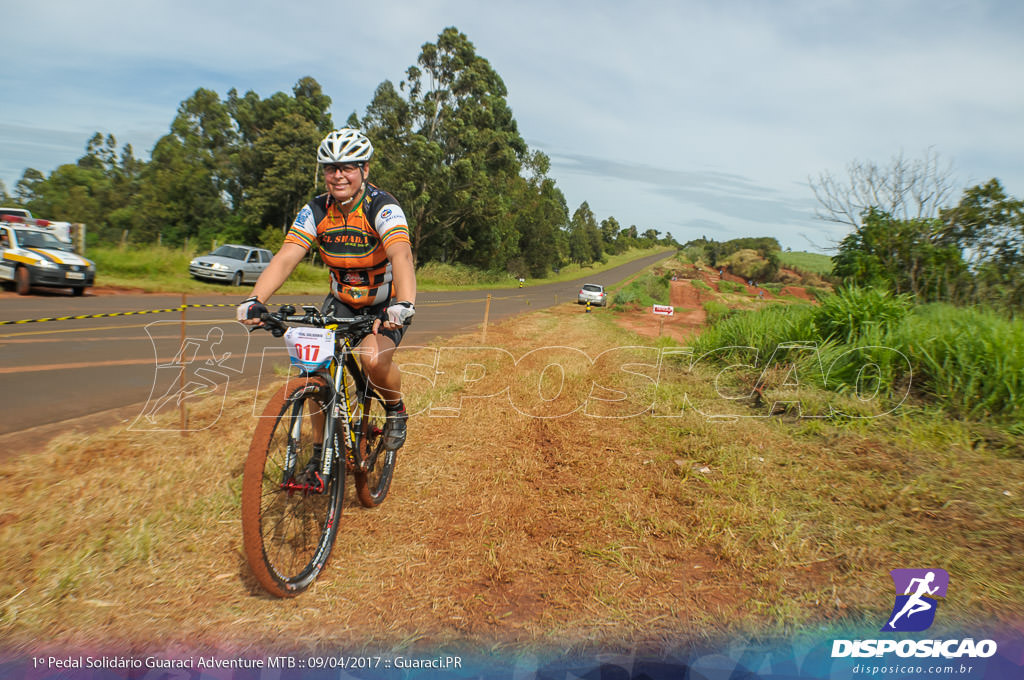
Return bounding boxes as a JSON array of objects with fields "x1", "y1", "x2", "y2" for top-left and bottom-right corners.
[{"x1": 284, "y1": 327, "x2": 335, "y2": 371}]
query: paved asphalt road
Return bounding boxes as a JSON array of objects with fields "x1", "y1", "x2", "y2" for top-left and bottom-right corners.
[{"x1": 0, "y1": 251, "x2": 671, "y2": 449}]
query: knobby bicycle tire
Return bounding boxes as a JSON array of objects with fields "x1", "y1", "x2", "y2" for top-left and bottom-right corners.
[
  {"x1": 241, "y1": 376, "x2": 343, "y2": 597},
  {"x1": 354, "y1": 391, "x2": 397, "y2": 508}
]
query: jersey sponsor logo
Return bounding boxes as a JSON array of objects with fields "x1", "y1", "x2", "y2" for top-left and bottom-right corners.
[
  {"x1": 320, "y1": 227, "x2": 378, "y2": 258},
  {"x1": 294, "y1": 205, "x2": 313, "y2": 227},
  {"x1": 342, "y1": 271, "x2": 368, "y2": 286},
  {"x1": 343, "y1": 286, "x2": 368, "y2": 300},
  {"x1": 376, "y1": 204, "x2": 408, "y2": 232}
]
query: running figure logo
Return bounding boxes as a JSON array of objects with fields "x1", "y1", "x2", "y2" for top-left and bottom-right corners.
[
  {"x1": 130, "y1": 322, "x2": 248, "y2": 431},
  {"x1": 882, "y1": 568, "x2": 949, "y2": 632}
]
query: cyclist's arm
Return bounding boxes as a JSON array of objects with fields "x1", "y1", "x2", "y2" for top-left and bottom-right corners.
[
  {"x1": 386, "y1": 241, "x2": 416, "y2": 305},
  {"x1": 249, "y1": 242, "x2": 308, "y2": 303},
  {"x1": 372, "y1": 241, "x2": 416, "y2": 333}
]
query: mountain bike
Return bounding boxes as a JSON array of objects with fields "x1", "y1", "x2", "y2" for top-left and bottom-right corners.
[{"x1": 241, "y1": 304, "x2": 398, "y2": 597}]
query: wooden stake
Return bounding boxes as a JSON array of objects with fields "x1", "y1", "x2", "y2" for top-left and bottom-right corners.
[
  {"x1": 180, "y1": 293, "x2": 188, "y2": 435},
  {"x1": 482, "y1": 294, "x2": 492, "y2": 343}
]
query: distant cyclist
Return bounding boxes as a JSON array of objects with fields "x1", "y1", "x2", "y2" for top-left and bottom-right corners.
[{"x1": 237, "y1": 128, "x2": 416, "y2": 451}]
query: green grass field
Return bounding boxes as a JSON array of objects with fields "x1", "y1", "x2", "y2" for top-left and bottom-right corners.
[{"x1": 779, "y1": 250, "x2": 833, "y2": 276}]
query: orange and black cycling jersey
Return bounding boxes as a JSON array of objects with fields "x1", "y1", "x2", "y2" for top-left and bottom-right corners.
[{"x1": 284, "y1": 184, "x2": 410, "y2": 308}]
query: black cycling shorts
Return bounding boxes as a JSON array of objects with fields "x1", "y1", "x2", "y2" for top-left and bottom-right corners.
[{"x1": 320, "y1": 294, "x2": 406, "y2": 347}]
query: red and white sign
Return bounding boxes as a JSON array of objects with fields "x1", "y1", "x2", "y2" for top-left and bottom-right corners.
[{"x1": 652, "y1": 304, "x2": 674, "y2": 316}]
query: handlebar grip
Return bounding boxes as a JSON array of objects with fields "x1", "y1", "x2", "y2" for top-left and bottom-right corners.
[{"x1": 258, "y1": 312, "x2": 288, "y2": 337}]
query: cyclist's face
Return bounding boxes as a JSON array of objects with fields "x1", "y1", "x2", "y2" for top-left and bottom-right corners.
[{"x1": 323, "y1": 162, "x2": 367, "y2": 203}]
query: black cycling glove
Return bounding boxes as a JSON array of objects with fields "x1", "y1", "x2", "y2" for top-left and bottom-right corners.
[{"x1": 237, "y1": 296, "x2": 268, "y2": 322}]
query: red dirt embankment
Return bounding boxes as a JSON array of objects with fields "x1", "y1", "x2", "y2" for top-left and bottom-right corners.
[{"x1": 610, "y1": 263, "x2": 819, "y2": 342}]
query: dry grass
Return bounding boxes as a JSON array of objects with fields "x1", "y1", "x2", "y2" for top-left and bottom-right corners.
[{"x1": 1, "y1": 305, "x2": 1022, "y2": 658}]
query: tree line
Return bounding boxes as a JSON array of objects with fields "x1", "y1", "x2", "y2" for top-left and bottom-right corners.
[
  {"x1": 810, "y1": 151, "x2": 1024, "y2": 312},
  {"x1": 2, "y1": 27, "x2": 677, "y2": 277}
]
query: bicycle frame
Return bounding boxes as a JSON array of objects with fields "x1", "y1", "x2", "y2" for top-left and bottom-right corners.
[
  {"x1": 257, "y1": 305, "x2": 383, "y2": 490},
  {"x1": 318, "y1": 332, "x2": 367, "y2": 481},
  {"x1": 287, "y1": 329, "x2": 383, "y2": 487}
]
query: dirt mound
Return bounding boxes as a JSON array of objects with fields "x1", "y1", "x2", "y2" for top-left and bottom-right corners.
[
  {"x1": 608, "y1": 263, "x2": 821, "y2": 340},
  {"x1": 780, "y1": 286, "x2": 813, "y2": 301},
  {"x1": 612, "y1": 274, "x2": 715, "y2": 342}
]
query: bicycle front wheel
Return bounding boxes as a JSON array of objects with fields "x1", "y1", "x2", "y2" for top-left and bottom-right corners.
[
  {"x1": 353, "y1": 391, "x2": 397, "y2": 508},
  {"x1": 241, "y1": 376, "x2": 343, "y2": 597}
]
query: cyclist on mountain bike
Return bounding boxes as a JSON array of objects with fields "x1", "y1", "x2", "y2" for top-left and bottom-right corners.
[{"x1": 236, "y1": 127, "x2": 416, "y2": 451}]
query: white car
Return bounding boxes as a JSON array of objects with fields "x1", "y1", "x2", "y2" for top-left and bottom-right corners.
[
  {"x1": 577, "y1": 283, "x2": 607, "y2": 306},
  {"x1": 189, "y1": 244, "x2": 273, "y2": 286},
  {"x1": 0, "y1": 222, "x2": 95, "y2": 295}
]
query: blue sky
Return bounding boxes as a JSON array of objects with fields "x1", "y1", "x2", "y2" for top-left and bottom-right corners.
[{"x1": 3, "y1": 0, "x2": 1023, "y2": 252}]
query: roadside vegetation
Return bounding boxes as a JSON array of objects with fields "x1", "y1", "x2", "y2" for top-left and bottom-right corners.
[
  {"x1": 87, "y1": 243, "x2": 675, "y2": 295},
  {"x1": 812, "y1": 150, "x2": 1024, "y2": 312},
  {"x1": 692, "y1": 286, "x2": 1024, "y2": 429},
  {"x1": 604, "y1": 242, "x2": 1023, "y2": 433},
  {"x1": 610, "y1": 270, "x2": 672, "y2": 308},
  {"x1": 608, "y1": 247, "x2": 830, "y2": 314}
]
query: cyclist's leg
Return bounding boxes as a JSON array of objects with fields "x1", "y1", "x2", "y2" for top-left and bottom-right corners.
[
  {"x1": 311, "y1": 298, "x2": 404, "y2": 506},
  {"x1": 356, "y1": 331, "x2": 402, "y2": 405},
  {"x1": 323, "y1": 295, "x2": 408, "y2": 448},
  {"x1": 351, "y1": 330, "x2": 403, "y2": 507},
  {"x1": 358, "y1": 331, "x2": 409, "y2": 450},
  {"x1": 322, "y1": 294, "x2": 406, "y2": 406}
]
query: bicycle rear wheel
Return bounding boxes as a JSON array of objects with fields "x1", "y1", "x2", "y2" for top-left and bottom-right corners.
[
  {"x1": 353, "y1": 391, "x2": 397, "y2": 508},
  {"x1": 241, "y1": 376, "x2": 343, "y2": 597}
]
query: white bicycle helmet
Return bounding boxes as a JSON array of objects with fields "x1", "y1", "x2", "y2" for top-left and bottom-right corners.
[{"x1": 317, "y1": 128, "x2": 374, "y2": 164}]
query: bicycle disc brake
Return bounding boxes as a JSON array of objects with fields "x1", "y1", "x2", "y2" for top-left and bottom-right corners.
[{"x1": 281, "y1": 465, "x2": 325, "y2": 495}]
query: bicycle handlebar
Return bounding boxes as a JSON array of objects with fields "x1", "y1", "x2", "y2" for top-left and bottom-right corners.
[{"x1": 257, "y1": 304, "x2": 379, "y2": 338}]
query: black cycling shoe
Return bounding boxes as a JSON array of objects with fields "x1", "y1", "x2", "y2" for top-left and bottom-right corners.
[{"x1": 383, "y1": 405, "x2": 408, "y2": 451}]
